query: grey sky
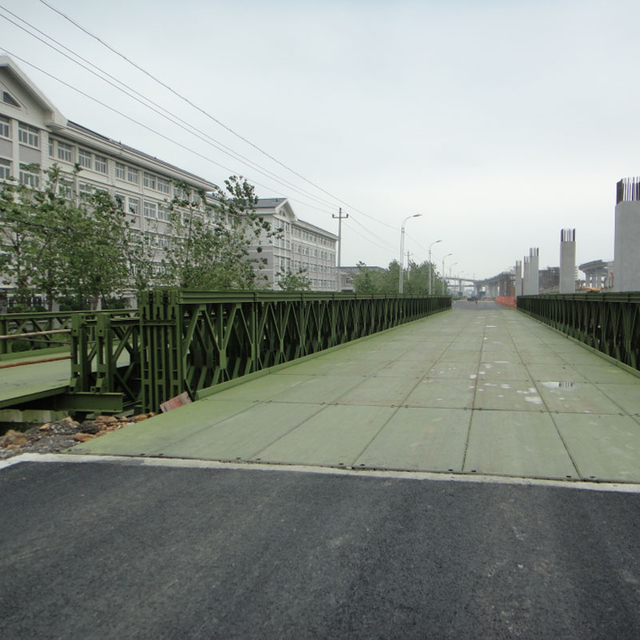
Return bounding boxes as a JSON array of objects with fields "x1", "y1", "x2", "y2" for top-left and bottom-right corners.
[{"x1": 2, "y1": 0, "x2": 639, "y2": 280}]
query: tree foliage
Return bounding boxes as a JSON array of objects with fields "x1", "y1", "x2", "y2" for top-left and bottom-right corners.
[
  {"x1": 160, "y1": 176, "x2": 277, "y2": 290},
  {"x1": 353, "y1": 260, "x2": 446, "y2": 295},
  {"x1": 276, "y1": 268, "x2": 311, "y2": 291},
  {"x1": 0, "y1": 164, "x2": 132, "y2": 309}
]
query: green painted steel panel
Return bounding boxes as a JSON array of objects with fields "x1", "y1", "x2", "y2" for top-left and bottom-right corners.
[
  {"x1": 0, "y1": 359, "x2": 70, "y2": 408},
  {"x1": 335, "y1": 376, "x2": 421, "y2": 406},
  {"x1": 595, "y1": 383, "x2": 640, "y2": 415},
  {"x1": 268, "y1": 374, "x2": 366, "y2": 404},
  {"x1": 537, "y1": 382, "x2": 622, "y2": 415},
  {"x1": 204, "y1": 374, "x2": 318, "y2": 402},
  {"x1": 477, "y1": 363, "x2": 532, "y2": 381},
  {"x1": 72, "y1": 400, "x2": 255, "y2": 456},
  {"x1": 474, "y1": 381, "x2": 545, "y2": 412},
  {"x1": 463, "y1": 411, "x2": 577, "y2": 479},
  {"x1": 148, "y1": 402, "x2": 326, "y2": 460},
  {"x1": 577, "y1": 364, "x2": 638, "y2": 385},
  {"x1": 525, "y1": 364, "x2": 587, "y2": 383},
  {"x1": 426, "y1": 361, "x2": 481, "y2": 380},
  {"x1": 354, "y1": 407, "x2": 471, "y2": 472},
  {"x1": 404, "y1": 378, "x2": 476, "y2": 409},
  {"x1": 253, "y1": 405, "x2": 397, "y2": 467},
  {"x1": 554, "y1": 414, "x2": 640, "y2": 482}
]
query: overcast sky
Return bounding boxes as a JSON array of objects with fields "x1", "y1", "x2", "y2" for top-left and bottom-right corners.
[{"x1": 2, "y1": 0, "x2": 639, "y2": 281}]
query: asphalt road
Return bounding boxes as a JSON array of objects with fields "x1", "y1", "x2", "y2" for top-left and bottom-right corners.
[{"x1": 2, "y1": 459, "x2": 640, "y2": 639}]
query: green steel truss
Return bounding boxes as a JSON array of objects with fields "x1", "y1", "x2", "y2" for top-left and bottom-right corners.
[
  {"x1": 2, "y1": 292, "x2": 450, "y2": 414},
  {"x1": 63, "y1": 290, "x2": 446, "y2": 414},
  {"x1": 518, "y1": 293, "x2": 640, "y2": 370},
  {"x1": 69, "y1": 311, "x2": 142, "y2": 409},
  {"x1": 138, "y1": 290, "x2": 450, "y2": 412},
  {"x1": 0, "y1": 309, "x2": 130, "y2": 357}
]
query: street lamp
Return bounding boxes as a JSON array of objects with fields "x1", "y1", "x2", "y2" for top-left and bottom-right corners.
[
  {"x1": 442, "y1": 253, "x2": 453, "y2": 294},
  {"x1": 399, "y1": 214, "x2": 422, "y2": 294},
  {"x1": 428, "y1": 239, "x2": 442, "y2": 295}
]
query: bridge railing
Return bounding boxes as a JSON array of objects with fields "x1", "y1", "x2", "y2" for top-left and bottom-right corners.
[
  {"x1": 0, "y1": 309, "x2": 132, "y2": 357},
  {"x1": 69, "y1": 311, "x2": 142, "y2": 411},
  {"x1": 517, "y1": 293, "x2": 640, "y2": 370},
  {"x1": 68, "y1": 290, "x2": 451, "y2": 414},
  {"x1": 139, "y1": 290, "x2": 451, "y2": 413}
]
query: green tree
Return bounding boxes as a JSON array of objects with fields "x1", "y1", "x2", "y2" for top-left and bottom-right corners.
[
  {"x1": 277, "y1": 268, "x2": 311, "y2": 291},
  {"x1": 353, "y1": 260, "x2": 445, "y2": 296},
  {"x1": 161, "y1": 176, "x2": 277, "y2": 290},
  {"x1": 0, "y1": 164, "x2": 133, "y2": 309}
]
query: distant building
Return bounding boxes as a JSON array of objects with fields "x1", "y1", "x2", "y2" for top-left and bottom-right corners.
[
  {"x1": 249, "y1": 198, "x2": 338, "y2": 291},
  {"x1": 338, "y1": 265, "x2": 385, "y2": 292},
  {"x1": 538, "y1": 267, "x2": 560, "y2": 294},
  {"x1": 579, "y1": 259, "x2": 613, "y2": 290}
]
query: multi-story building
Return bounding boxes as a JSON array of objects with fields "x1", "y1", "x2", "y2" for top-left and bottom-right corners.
[
  {"x1": 0, "y1": 56, "x2": 217, "y2": 268},
  {"x1": 0, "y1": 56, "x2": 338, "y2": 294},
  {"x1": 249, "y1": 198, "x2": 338, "y2": 291}
]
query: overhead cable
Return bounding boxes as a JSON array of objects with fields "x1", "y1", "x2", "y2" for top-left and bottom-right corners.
[{"x1": 37, "y1": 0, "x2": 398, "y2": 231}]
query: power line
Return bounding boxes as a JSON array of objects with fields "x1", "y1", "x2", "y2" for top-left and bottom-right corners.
[
  {"x1": 37, "y1": 0, "x2": 399, "y2": 231},
  {"x1": 0, "y1": 7, "x2": 341, "y2": 214},
  {"x1": 347, "y1": 215, "x2": 398, "y2": 252},
  {"x1": 1, "y1": 50, "x2": 339, "y2": 219},
  {"x1": 345, "y1": 218, "x2": 397, "y2": 255}
]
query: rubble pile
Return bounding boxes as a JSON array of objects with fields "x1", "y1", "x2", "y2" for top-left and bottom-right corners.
[{"x1": 0, "y1": 412, "x2": 156, "y2": 459}]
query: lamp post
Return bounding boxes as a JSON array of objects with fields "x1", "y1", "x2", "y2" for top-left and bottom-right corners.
[
  {"x1": 428, "y1": 239, "x2": 442, "y2": 295},
  {"x1": 442, "y1": 253, "x2": 452, "y2": 294},
  {"x1": 399, "y1": 214, "x2": 422, "y2": 294}
]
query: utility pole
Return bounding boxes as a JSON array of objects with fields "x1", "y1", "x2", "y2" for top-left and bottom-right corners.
[
  {"x1": 406, "y1": 251, "x2": 412, "y2": 281},
  {"x1": 332, "y1": 208, "x2": 348, "y2": 291}
]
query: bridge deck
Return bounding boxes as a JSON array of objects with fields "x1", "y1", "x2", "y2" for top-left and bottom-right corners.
[
  {"x1": 73, "y1": 301, "x2": 640, "y2": 483},
  {"x1": 0, "y1": 353, "x2": 70, "y2": 408}
]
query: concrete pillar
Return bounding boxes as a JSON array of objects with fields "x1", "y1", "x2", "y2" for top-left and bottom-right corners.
[
  {"x1": 614, "y1": 177, "x2": 640, "y2": 291},
  {"x1": 523, "y1": 256, "x2": 531, "y2": 295},
  {"x1": 528, "y1": 248, "x2": 539, "y2": 295},
  {"x1": 559, "y1": 229, "x2": 576, "y2": 294},
  {"x1": 515, "y1": 260, "x2": 523, "y2": 297}
]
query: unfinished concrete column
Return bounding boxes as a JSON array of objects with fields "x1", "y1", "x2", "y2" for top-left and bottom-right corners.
[
  {"x1": 559, "y1": 229, "x2": 576, "y2": 294},
  {"x1": 523, "y1": 256, "x2": 531, "y2": 295},
  {"x1": 528, "y1": 248, "x2": 539, "y2": 295},
  {"x1": 515, "y1": 260, "x2": 523, "y2": 297},
  {"x1": 614, "y1": 177, "x2": 640, "y2": 291}
]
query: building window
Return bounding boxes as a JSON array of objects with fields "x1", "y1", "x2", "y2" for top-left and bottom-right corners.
[
  {"x1": 0, "y1": 158, "x2": 11, "y2": 179},
  {"x1": 57, "y1": 141, "x2": 73, "y2": 163},
  {"x1": 78, "y1": 148, "x2": 92, "y2": 169},
  {"x1": 115, "y1": 162, "x2": 125, "y2": 180},
  {"x1": 157, "y1": 204, "x2": 170, "y2": 221},
  {"x1": 18, "y1": 123, "x2": 39, "y2": 148},
  {"x1": 0, "y1": 116, "x2": 10, "y2": 139},
  {"x1": 157, "y1": 177, "x2": 170, "y2": 194},
  {"x1": 94, "y1": 155, "x2": 107, "y2": 174},
  {"x1": 127, "y1": 197, "x2": 140, "y2": 215},
  {"x1": 143, "y1": 172, "x2": 156, "y2": 189},
  {"x1": 2, "y1": 91, "x2": 20, "y2": 108},
  {"x1": 127, "y1": 167, "x2": 138, "y2": 183},
  {"x1": 57, "y1": 178, "x2": 73, "y2": 198},
  {"x1": 19, "y1": 163, "x2": 39, "y2": 188},
  {"x1": 48, "y1": 138, "x2": 54, "y2": 157},
  {"x1": 143, "y1": 200, "x2": 157, "y2": 218}
]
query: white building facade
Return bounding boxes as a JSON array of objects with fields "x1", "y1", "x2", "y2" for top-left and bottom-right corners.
[
  {"x1": 250, "y1": 198, "x2": 338, "y2": 291},
  {"x1": 0, "y1": 56, "x2": 218, "y2": 277},
  {"x1": 0, "y1": 56, "x2": 338, "y2": 294}
]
